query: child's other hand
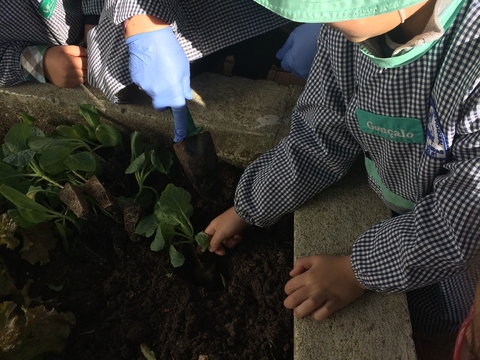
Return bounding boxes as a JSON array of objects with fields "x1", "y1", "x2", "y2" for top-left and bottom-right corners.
[
  {"x1": 43, "y1": 45, "x2": 87, "y2": 88},
  {"x1": 284, "y1": 255, "x2": 366, "y2": 321},
  {"x1": 204, "y1": 206, "x2": 250, "y2": 256}
]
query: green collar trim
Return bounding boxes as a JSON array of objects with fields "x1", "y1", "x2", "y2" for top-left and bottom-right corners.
[{"x1": 360, "y1": 0, "x2": 465, "y2": 68}]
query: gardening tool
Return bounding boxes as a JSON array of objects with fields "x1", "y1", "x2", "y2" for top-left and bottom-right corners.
[{"x1": 172, "y1": 105, "x2": 220, "y2": 200}]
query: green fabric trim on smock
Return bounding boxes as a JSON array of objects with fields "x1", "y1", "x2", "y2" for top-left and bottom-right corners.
[
  {"x1": 365, "y1": 157, "x2": 415, "y2": 210},
  {"x1": 356, "y1": 109, "x2": 425, "y2": 143},
  {"x1": 252, "y1": 0, "x2": 423, "y2": 23}
]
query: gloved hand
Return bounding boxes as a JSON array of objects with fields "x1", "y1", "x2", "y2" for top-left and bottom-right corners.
[
  {"x1": 127, "y1": 27, "x2": 192, "y2": 141},
  {"x1": 276, "y1": 23, "x2": 322, "y2": 80}
]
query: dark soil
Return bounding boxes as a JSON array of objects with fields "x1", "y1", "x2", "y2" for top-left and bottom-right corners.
[{"x1": 0, "y1": 123, "x2": 294, "y2": 360}]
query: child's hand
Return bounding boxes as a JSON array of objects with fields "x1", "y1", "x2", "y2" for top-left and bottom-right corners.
[
  {"x1": 43, "y1": 45, "x2": 87, "y2": 88},
  {"x1": 204, "y1": 206, "x2": 250, "y2": 256},
  {"x1": 276, "y1": 23, "x2": 321, "y2": 80},
  {"x1": 126, "y1": 19, "x2": 192, "y2": 112},
  {"x1": 284, "y1": 255, "x2": 366, "y2": 321}
]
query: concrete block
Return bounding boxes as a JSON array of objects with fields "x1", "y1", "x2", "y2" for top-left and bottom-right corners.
[
  {"x1": 0, "y1": 73, "x2": 304, "y2": 169},
  {"x1": 293, "y1": 162, "x2": 417, "y2": 360}
]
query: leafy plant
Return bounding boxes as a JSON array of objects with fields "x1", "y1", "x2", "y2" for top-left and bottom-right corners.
[
  {"x1": 0, "y1": 258, "x2": 75, "y2": 360},
  {"x1": 135, "y1": 184, "x2": 210, "y2": 267},
  {"x1": 0, "y1": 105, "x2": 123, "y2": 236},
  {"x1": 125, "y1": 131, "x2": 173, "y2": 205}
]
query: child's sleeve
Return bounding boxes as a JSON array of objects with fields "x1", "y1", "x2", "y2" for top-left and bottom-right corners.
[
  {"x1": 0, "y1": 42, "x2": 45, "y2": 87},
  {"x1": 351, "y1": 116, "x2": 480, "y2": 293},
  {"x1": 101, "y1": 0, "x2": 181, "y2": 27},
  {"x1": 82, "y1": 0, "x2": 104, "y2": 16}
]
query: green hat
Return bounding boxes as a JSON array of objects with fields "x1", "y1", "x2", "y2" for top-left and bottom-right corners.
[{"x1": 253, "y1": 0, "x2": 424, "y2": 22}]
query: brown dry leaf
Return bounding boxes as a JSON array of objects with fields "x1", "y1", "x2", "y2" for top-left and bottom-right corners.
[
  {"x1": 0, "y1": 301, "x2": 75, "y2": 359},
  {"x1": 19, "y1": 223, "x2": 57, "y2": 265},
  {"x1": 0, "y1": 214, "x2": 20, "y2": 250}
]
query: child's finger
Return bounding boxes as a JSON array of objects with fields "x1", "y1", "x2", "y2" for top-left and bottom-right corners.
[
  {"x1": 289, "y1": 257, "x2": 313, "y2": 276},
  {"x1": 62, "y1": 45, "x2": 88, "y2": 57},
  {"x1": 224, "y1": 235, "x2": 242, "y2": 248},
  {"x1": 310, "y1": 299, "x2": 336, "y2": 321},
  {"x1": 294, "y1": 292, "x2": 327, "y2": 319}
]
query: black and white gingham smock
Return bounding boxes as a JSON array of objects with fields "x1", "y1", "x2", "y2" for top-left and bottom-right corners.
[
  {"x1": 234, "y1": 0, "x2": 480, "y2": 333},
  {"x1": 86, "y1": 0, "x2": 288, "y2": 102},
  {"x1": 0, "y1": 0, "x2": 287, "y2": 101},
  {"x1": 0, "y1": 0, "x2": 85, "y2": 86}
]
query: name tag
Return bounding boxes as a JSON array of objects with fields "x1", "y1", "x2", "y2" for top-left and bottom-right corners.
[
  {"x1": 38, "y1": 0, "x2": 57, "y2": 19},
  {"x1": 356, "y1": 109, "x2": 425, "y2": 144}
]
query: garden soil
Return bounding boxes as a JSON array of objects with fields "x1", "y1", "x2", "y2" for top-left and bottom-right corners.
[{"x1": 0, "y1": 120, "x2": 294, "y2": 360}]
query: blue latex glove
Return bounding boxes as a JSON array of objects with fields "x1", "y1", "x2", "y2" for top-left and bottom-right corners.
[
  {"x1": 126, "y1": 27, "x2": 192, "y2": 142},
  {"x1": 276, "y1": 23, "x2": 322, "y2": 80}
]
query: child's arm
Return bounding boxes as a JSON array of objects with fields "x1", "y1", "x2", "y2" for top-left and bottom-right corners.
[
  {"x1": 0, "y1": 43, "x2": 86, "y2": 88},
  {"x1": 0, "y1": 42, "x2": 29, "y2": 87}
]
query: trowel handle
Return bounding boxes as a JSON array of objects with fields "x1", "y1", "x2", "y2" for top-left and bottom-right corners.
[{"x1": 185, "y1": 105, "x2": 204, "y2": 137}]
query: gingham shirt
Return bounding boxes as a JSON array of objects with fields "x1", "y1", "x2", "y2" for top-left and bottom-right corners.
[
  {"x1": 0, "y1": 0, "x2": 287, "y2": 100},
  {"x1": 0, "y1": 0, "x2": 85, "y2": 86},
  {"x1": 86, "y1": 0, "x2": 288, "y2": 102},
  {"x1": 235, "y1": 0, "x2": 480, "y2": 332}
]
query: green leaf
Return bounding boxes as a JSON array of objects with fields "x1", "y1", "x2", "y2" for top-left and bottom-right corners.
[
  {"x1": 135, "y1": 214, "x2": 159, "y2": 237},
  {"x1": 130, "y1": 131, "x2": 145, "y2": 161},
  {"x1": 95, "y1": 124, "x2": 122, "y2": 147},
  {"x1": 86, "y1": 125, "x2": 97, "y2": 140},
  {"x1": 3, "y1": 122, "x2": 31, "y2": 154},
  {"x1": 28, "y1": 136, "x2": 80, "y2": 153},
  {"x1": 21, "y1": 113, "x2": 37, "y2": 124},
  {"x1": 55, "y1": 125, "x2": 82, "y2": 140},
  {"x1": 150, "y1": 229, "x2": 165, "y2": 252},
  {"x1": 150, "y1": 222, "x2": 174, "y2": 252},
  {"x1": 72, "y1": 124, "x2": 90, "y2": 141},
  {"x1": 3, "y1": 149, "x2": 36, "y2": 167},
  {"x1": 0, "y1": 185, "x2": 53, "y2": 213},
  {"x1": 18, "y1": 208, "x2": 53, "y2": 224},
  {"x1": 156, "y1": 149, "x2": 174, "y2": 175},
  {"x1": 150, "y1": 152, "x2": 167, "y2": 174},
  {"x1": 64, "y1": 152, "x2": 96, "y2": 172},
  {"x1": 169, "y1": 245, "x2": 185, "y2": 267},
  {"x1": 0, "y1": 162, "x2": 22, "y2": 183},
  {"x1": 38, "y1": 146, "x2": 75, "y2": 174},
  {"x1": 125, "y1": 152, "x2": 146, "y2": 174},
  {"x1": 195, "y1": 231, "x2": 210, "y2": 252},
  {"x1": 156, "y1": 184, "x2": 193, "y2": 221},
  {"x1": 7, "y1": 209, "x2": 35, "y2": 229},
  {"x1": 79, "y1": 104, "x2": 100, "y2": 128},
  {"x1": 7, "y1": 209, "x2": 36, "y2": 229}
]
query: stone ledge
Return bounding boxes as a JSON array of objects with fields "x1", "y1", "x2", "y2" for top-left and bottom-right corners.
[
  {"x1": 0, "y1": 72, "x2": 303, "y2": 169},
  {"x1": 294, "y1": 161, "x2": 417, "y2": 359}
]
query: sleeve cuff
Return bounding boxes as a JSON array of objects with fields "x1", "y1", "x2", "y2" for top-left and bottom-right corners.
[{"x1": 20, "y1": 45, "x2": 49, "y2": 83}]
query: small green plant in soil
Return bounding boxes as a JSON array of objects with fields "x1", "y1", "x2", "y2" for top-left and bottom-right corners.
[
  {"x1": 0, "y1": 105, "x2": 123, "y2": 241},
  {"x1": 135, "y1": 183, "x2": 210, "y2": 267},
  {"x1": 124, "y1": 131, "x2": 173, "y2": 206}
]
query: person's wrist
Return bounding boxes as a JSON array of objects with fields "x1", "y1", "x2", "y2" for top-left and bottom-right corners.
[{"x1": 124, "y1": 15, "x2": 169, "y2": 39}]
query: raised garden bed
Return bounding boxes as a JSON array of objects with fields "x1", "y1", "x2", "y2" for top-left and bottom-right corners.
[{"x1": 0, "y1": 106, "x2": 293, "y2": 360}]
